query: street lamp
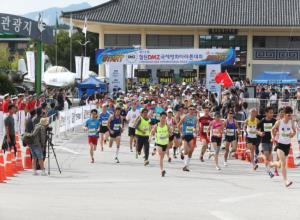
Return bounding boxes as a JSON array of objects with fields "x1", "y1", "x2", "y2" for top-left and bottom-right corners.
[{"x1": 77, "y1": 40, "x2": 91, "y2": 82}]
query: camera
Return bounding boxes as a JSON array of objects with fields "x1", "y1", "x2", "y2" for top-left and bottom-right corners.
[{"x1": 46, "y1": 126, "x2": 53, "y2": 132}]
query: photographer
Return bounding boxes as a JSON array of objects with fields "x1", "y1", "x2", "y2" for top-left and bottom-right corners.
[{"x1": 30, "y1": 118, "x2": 48, "y2": 176}]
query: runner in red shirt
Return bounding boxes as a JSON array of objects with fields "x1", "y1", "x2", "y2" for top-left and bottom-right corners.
[{"x1": 199, "y1": 105, "x2": 213, "y2": 162}]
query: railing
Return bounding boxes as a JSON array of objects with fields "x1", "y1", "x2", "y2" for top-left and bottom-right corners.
[{"x1": 253, "y1": 48, "x2": 300, "y2": 60}]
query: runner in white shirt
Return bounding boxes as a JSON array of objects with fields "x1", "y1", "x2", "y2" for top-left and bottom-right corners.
[
  {"x1": 271, "y1": 106, "x2": 296, "y2": 187},
  {"x1": 126, "y1": 101, "x2": 140, "y2": 152}
]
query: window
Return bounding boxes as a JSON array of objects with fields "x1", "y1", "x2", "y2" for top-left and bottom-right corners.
[
  {"x1": 146, "y1": 35, "x2": 194, "y2": 48},
  {"x1": 104, "y1": 34, "x2": 141, "y2": 47}
]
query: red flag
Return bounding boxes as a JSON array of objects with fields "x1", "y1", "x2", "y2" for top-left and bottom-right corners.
[{"x1": 215, "y1": 71, "x2": 233, "y2": 88}]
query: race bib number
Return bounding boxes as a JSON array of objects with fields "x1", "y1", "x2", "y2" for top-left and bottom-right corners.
[
  {"x1": 160, "y1": 134, "x2": 167, "y2": 140},
  {"x1": 143, "y1": 126, "x2": 149, "y2": 132},
  {"x1": 186, "y1": 126, "x2": 194, "y2": 134},
  {"x1": 226, "y1": 129, "x2": 235, "y2": 136},
  {"x1": 281, "y1": 131, "x2": 290, "y2": 138},
  {"x1": 263, "y1": 123, "x2": 272, "y2": 132},
  {"x1": 249, "y1": 125, "x2": 257, "y2": 134},
  {"x1": 213, "y1": 129, "x2": 221, "y2": 137},
  {"x1": 203, "y1": 125, "x2": 209, "y2": 133},
  {"x1": 113, "y1": 124, "x2": 121, "y2": 131},
  {"x1": 102, "y1": 120, "x2": 108, "y2": 126},
  {"x1": 88, "y1": 128, "x2": 97, "y2": 136},
  {"x1": 174, "y1": 128, "x2": 179, "y2": 134}
]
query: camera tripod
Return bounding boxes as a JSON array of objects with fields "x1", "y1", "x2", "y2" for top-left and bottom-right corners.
[{"x1": 46, "y1": 131, "x2": 62, "y2": 175}]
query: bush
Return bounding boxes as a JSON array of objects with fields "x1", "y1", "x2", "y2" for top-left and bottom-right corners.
[{"x1": 0, "y1": 72, "x2": 16, "y2": 95}]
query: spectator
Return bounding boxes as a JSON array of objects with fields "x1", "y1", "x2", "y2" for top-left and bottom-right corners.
[
  {"x1": 56, "y1": 89, "x2": 64, "y2": 111},
  {"x1": 282, "y1": 89, "x2": 290, "y2": 102},
  {"x1": 30, "y1": 118, "x2": 48, "y2": 176},
  {"x1": 2, "y1": 104, "x2": 17, "y2": 153},
  {"x1": 33, "y1": 108, "x2": 43, "y2": 127},
  {"x1": 48, "y1": 102, "x2": 59, "y2": 123},
  {"x1": 25, "y1": 109, "x2": 36, "y2": 133}
]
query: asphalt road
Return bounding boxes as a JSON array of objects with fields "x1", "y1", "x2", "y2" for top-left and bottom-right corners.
[{"x1": 1, "y1": 129, "x2": 300, "y2": 220}]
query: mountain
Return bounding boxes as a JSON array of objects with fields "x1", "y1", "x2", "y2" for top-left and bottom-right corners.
[{"x1": 23, "y1": 2, "x2": 91, "y2": 26}]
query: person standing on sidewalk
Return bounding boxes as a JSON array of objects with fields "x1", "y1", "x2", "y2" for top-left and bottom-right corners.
[
  {"x1": 2, "y1": 104, "x2": 17, "y2": 154},
  {"x1": 271, "y1": 106, "x2": 296, "y2": 187}
]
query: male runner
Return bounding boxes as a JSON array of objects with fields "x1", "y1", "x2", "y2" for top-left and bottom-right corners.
[{"x1": 126, "y1": 101, "x2": 139, "y2": 152}]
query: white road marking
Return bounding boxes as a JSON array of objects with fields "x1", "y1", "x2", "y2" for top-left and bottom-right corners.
[
  {"x1": 53, "y1": 146, "x2": 80, "y2": 155},
  {"x1": 210, "y1": 211, "x2": 240, "y2": 220},
  {"x1": 219, "y1": 193, "x2": 265, "y2": 203}
]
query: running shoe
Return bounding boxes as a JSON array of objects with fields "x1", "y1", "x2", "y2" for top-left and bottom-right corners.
[
  {"x1": 173, "y1": 154, "x2": 177, "y2": 159},
  {"x1": 168, "y1": 158, "x2": 172, "y2": 163},
  {"x1": 286, "y1": 181, "x2": 293, "y2": 188},
  {"x1": 180, "y1": 153, "x2": 184, "y2": 160},
  {"x1": 268, "y1": 171, "x2": 274, "y2": 178},
  {"x1": 41, "y1": 170, "x2": 47, "y2": 176},
  {"x1": 144, "y1": 160, "x2": 149, "y2": 166},
  {"x1": 91, "y1": 158, "x2": 95, "y2": 163},
  {"x1": 200, "y1": 156, "x2": 205, "y2": 162},
  {"x1": 216, "y1": 166, "x2": 221, "y2": 171},
  {"x1": 253, "y1": 164, "x2": 258, "y2": 171},
  {"x1": 161, "y1": 170, "x2": 166, "y2": 177},
  {"x1": 223, "y1": 162, "x2": 228, "y2": 167},
  {"x1": 182, "y1": 166, "x2": 190, "y2": 172},
  {"x1": 115, "y1": 157, "x2": 120, "y2": 163}
]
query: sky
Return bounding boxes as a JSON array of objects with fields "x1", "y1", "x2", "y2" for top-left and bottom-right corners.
[{"x1": 0, "y1": 0, "x2": 109, "y2": 15}]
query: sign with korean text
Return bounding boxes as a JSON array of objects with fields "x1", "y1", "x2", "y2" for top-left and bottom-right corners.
[
  {"x1": 0, "y1": 13, "x2": 53, "y2": 44},
  {"x1": 96, "y1": 48, "x2": 235, "y2": 65}
]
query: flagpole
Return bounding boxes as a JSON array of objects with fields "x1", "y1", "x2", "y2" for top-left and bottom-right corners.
[{"x1": 55, "y1": 12, "x2": 58, "y2": 66}]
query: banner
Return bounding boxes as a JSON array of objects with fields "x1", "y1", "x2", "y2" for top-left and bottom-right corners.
[
  {"x1": 206, "y1": 65, "x2": 221, "y2": 94},
  {"x1": 96, "y1": 48, "x2": 235, "y2": 65},
  {"x1": 108, "y1": 64, "x2": 125, "y2": 93},
  {"x1": 26, "y1": 51, "x2": 35, "y2": 81},
  {"x1": 75, "y1": 56, "x2": 82, "y2": 79},
  {"x1": 82, "y1": 57, "x2": 90, "y2": 80}
]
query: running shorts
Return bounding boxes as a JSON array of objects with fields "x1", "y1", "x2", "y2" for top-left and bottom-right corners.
[
  {"x1": 156, "y1": 143, "x2": 168, "y2": 152},
  {"x1": 182, "y1": 135, "x2": 194, "y2": 142},
  {"x1": 88, "y1": 136, "x2": 98, "y2": 145},
  {"x1": 261, "y1": 143, "x2": 273, "y2": 153},
  {"x1": 276, "y1": 143, "x2": 290, "y2": 156},
  {"x1": 211, "y1": 136, "x2": 222, "y2": 146},
  {"x1": 128, "y1": 127, "x2": 136, "y2": 136},
  {"x1": 246, "y1": 137, "x2": 258, "y2": 145},
  {"x1": 110, "y1": 132, "x2": 121, "y2": 138},
  {"x1": 100, "y1": 126, "x2": 109, "y2": 134},
  {"x1": 225, "y1": 135, "x2": 237, "y2": 143}
]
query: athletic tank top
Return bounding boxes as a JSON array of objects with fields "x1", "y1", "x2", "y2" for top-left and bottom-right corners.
[
  {"x1": 110, "y1": 116, "x2": 122, "y2": 132},
  {"x1": 246, "y1": 118, "x2": 258, "y2": 138},
  {"x1": 156, "y1": 124, "x2": 169, "y2": 145},
  {"x1": 182, "y1": 115, "x2": 196, "y2": 136},
  {"x1": 135, "y1": 117, "x2": 151, "y2": 137},
  {"x1": 278, "y1": 120, "x2": 292, "y2": 145},
  {"x1": 212, "y1": 120, "x2": 222, "y2": 137},
  {"x1": 225, "y1": 119, "x2": 236, "y2": 137}
]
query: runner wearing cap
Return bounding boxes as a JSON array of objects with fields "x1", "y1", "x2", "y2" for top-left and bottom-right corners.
[
  {"x1": 199, "y1": 105, "x2": 213, "y2": 162},
  {"x1": 244, "y1": 108, "x2": 260, "y2": 171},
  {"x1": 151, "y1": 112, "x2": 171, "y2": 177},
  {"x1": 178, "y1": 105, "x2": 199, "y2": 172},
  {"x1": 126, "y1": 101, "x2": 139, "y2": 152},
  {"x1": 83, "y1": 109, "x2": 101, "y2": 163},
  {"x1": 270, "y1": 106, "x2": 296, "y2": 187},
  {"x1": 223, "y1": 109, "x2": 240, "y2": 166},
  {"x1": 99, "y1": 104, "x2": 110, "y2": 151},
  {"x1": 107, "y1": 106, "x2": 123, "y2": 163}
]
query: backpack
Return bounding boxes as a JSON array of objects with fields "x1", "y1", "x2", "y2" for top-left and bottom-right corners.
[{"x1": 22, "y1": 132, "x2": 34, "y2": 146}]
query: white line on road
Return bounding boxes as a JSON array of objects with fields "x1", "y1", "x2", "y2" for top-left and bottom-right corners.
[
  {"x1": 210, "y1": 211, "x2": 240, "y2": 220},
  {"x1": 219, "y1": 193, "x2": 265, "y2": 203},
  {"x1": 53, "y1": 146, "x2": 80, "y2": 155}
]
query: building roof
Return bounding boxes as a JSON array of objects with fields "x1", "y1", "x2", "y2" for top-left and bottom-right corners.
[{"x1": 62, "y1": 0, "x2": 300, "y2": 27}]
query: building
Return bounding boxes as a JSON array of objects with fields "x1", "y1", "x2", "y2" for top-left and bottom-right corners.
[
  {"x1": 62, "y1": 0, "x2": 300, "y2": 82},
  {"x1": 0, "y1": 33, "x2": 29, "y2": 54}
]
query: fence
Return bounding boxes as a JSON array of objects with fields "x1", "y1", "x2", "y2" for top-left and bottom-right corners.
[{"x1": 0, "y1": 104, "x2": 96, "y2": 143}]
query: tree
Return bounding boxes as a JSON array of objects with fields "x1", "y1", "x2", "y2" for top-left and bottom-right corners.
[
  {"x1": 0, "y1": 73, "x2": 16, "y2": 95},
  {"x1": 44, "y1": 29, "x2": 99, "y2": 73}
]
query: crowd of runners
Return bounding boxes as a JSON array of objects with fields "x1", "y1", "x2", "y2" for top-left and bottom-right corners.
[{"x1": 83, "y1": 83, "x2": 298, "y2": 187}]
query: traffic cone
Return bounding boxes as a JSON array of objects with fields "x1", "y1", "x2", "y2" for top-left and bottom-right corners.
[
  {"x1": 5, "y1": 149, "x2": 14, "y2": 177},
  {"x1": 287, "y1": 147, "x2": 296, "y2": 168},
  {"x1": 11, "y1": 149, "x2": 17, "y2": 175},
  {"x1": 0, "y1": 150, "x2": 6, "y2": 183},
  {"x1": 16, "y1": 149, "x2": 24, "y2": 172},
  {"x1": 24, "y1": 146, "x2": 32, "y2": 169}
]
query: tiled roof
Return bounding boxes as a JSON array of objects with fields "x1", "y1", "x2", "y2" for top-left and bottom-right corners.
[{"x1": 62, "y1": 0, "x2": 300, "y2": 27}]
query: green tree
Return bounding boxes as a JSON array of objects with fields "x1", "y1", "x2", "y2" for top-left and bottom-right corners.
[
  {"x1": 44, "y1": 29, "x2": 99, "y2": 73},
  {"x1": 0, "y1": 48, "x2": 11, "y2": 72},
  {"x1": 0, "y1": 73, "x2": 16, "y2": 95}
]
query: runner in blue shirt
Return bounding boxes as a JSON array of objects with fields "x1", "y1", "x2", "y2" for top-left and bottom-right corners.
[{"x1": 83, "y1": 109, "x2": 100, "y2": 163}]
